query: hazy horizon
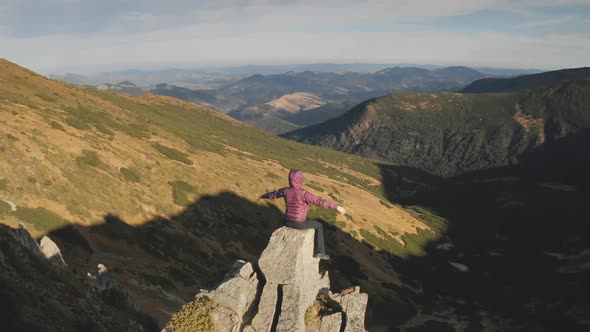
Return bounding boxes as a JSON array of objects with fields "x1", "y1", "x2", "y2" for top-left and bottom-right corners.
[{"x1": 2, "y1": 0, "x2": 589, "y2": 74}]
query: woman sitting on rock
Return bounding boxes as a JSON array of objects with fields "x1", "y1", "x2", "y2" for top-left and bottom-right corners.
[{"x1": 260, "y1": 169, "x2": 346, "y2": 260}]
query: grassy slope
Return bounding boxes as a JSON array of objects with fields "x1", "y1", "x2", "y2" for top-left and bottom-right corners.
[
  {"x1": 0, "y1": 59, "x2": 441, "y2": 327},
  {"x1": 284, "y1": 81, "x2": 590, "y2": 177}
]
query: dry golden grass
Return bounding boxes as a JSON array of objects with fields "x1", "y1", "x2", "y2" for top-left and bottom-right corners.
[{"x1": 0, "y1": 58, "x2": 445, "y2": 324}]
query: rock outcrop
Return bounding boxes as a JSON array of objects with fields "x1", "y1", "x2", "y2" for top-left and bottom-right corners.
[
  {"x1": 0, "y1": 223, "x2": 146, "y2": 331},
  {"x1": 163, "y1": 227, "x2": 368, "y2": 331},
  {"x1": 86, "y1": 263, "x2": 140, "y2": 312},
  {"x1": 8, "y1": 223, "x2": 44, "y2": 258},
  {"x1": 8, "y1": 223, "x2": 68, "y2": 270},
  {"x1": 39, "y1": 235, "x2": 68, "y2": 269},
  {"x1": 252, "y1": 227, "x2": 330, "y2": 331}
]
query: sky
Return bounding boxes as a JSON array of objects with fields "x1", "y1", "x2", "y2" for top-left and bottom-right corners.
[{"x1": 1, "y1": 0, "x2": 589, "y2": 74}]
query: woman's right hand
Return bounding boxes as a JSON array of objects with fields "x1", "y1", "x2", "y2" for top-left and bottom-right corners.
[{"x1": 337, "y1": 206, "x2": 346, "y2": 215}]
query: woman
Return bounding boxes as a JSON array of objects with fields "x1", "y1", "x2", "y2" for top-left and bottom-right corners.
[{"x1": 261, "y1": 169, "x2": 346, "y2": 260}]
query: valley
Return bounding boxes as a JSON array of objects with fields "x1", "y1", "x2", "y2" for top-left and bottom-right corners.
[{"x1": 78, "y1": 66, "x2": 490, "y2": 134}]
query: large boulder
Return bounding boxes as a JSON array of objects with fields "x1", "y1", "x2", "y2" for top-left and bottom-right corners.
[
  {"x1": 163, "y1": 227, "x2": 368, "y2": 332},
  {"x1": 255, "y1": 227, "x2": 330, "y2": 331}
]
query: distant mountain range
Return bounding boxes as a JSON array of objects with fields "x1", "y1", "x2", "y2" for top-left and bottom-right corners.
[
  {"x1": 223, "y1": 66, "x2": 488, "y2": 133},
  {"x1": 51, "y1": 70, "x2": 248, "y2": 89},
  {"x1": 283, "y1": 68, "x2": 590, "y2": 177},
  {"x1": 50, "y1": 63, "x2": 542, "y2": 84},
  {"x1": 94, "y1": 66, "x2": 494, "y2": 133},
  {"x1": 52, "y1": 64, "x2": 543, "y2": 134},
  {"x1": 461, "y1": 67, "x2": 590, "y2": 93}
]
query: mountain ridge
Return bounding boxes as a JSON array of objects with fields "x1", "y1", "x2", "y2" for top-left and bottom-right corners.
[
  {"x1": 461, "y1": 67, "x2": 590, "y2": 93},
  {"x1": 283, "y1": 76, "x2": 590, "y2": 177}
]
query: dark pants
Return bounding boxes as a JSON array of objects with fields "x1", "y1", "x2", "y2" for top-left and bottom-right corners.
[{"x1": 286, "y1": 219, "x2": 326, "y2": 255}]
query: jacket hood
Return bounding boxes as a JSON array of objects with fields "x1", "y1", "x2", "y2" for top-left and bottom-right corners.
[{"x1": 288, "y1": 169, "x2": 303, "y2": 189}]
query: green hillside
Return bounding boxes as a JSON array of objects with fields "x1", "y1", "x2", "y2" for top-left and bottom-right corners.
[
  {"x1": 284, "y1": 80, "x2": 590, "y2": 177},
  {"x1": 0, "y1": 59, "x2": 441, "y2": 329},
  {"x1": 460, "y1": 67, "x2": 590, "y2": 93}
]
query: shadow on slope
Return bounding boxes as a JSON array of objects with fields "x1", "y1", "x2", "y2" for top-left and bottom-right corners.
[
  {"x1": 378, "y1": 132, "x2": 590, "y2": 330},
  {"x1": 44, "y1": 191, "x2": 424, "y2": 329}
]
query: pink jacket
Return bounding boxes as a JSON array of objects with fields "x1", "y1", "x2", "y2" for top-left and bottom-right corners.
[{"x1": 261, "y1": 169, "x2": 338, "y2": 222}]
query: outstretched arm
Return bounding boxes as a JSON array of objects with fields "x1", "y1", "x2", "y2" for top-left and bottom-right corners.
[
  {"x1": 260, "y1": 188, "x2": 286, "y2": 199},
  {"x1": 304, "y1": 191, "x2": 346, "y2": 214}
]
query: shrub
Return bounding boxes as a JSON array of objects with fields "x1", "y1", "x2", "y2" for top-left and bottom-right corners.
[
  {"x1": 164, "y1": 297, "x2": 216, "y2": 332},
  {"x1": 359, "y1": 228, "x2": 405, "y2": 257},
  {"x1": 6, "y1": 134, "x2": 19, "y2": 141},
  {"x1": 14, "y1": 206, "x2": 70, "y2": 232},
  {"x1": 35, "y1": 93, "x2": 58, "y2": 102},
  {"x1": 95, "y1": 124, "x2": 115, "y2": 136},
  {"x1": 308, "y1": 205, "x2": 338, "y2": 225},
  {"x1": 328, "y1": 192, "x2": 342, "y2": 204},
  {"x1": 401, "y1": 228, "x2": 439, "y2": 257},
  {"x1": 169, "y1": 180, "x2": 197, "y2": 206},
  {"x1": 0, "y1": 201, "x2": 10, "y2": 215},
  {"x1": 65, "y1": 117, "x2": 92, "y2": 130},
  {"x1": 117, "y1": 124, "x2": 151, "y2": 139},
  {"x1": 379, "y1": 200, "x2": 393, "y2": 209},
  {"x1": 265, "y1": 172, "x2": 282, "y2": 180},
  {"x1": 76, "y1": 149, "x2": 101, "y2": 168},
  {"x1": 0, "y1": 178, "x2": 7, "y2": 190},
  {"x1": 307, "y1": 181, "x2": 324, "y2": 193},
  {"x1": 305, "y1": 294, "x2": 342, "y2": 326},
  {"x1": 120, "y1": 167, "x2": 141, "y2": 182},
  {"x1": 154, "y1": 143, "x2": 193, "y2": 165},
  {"x1": 49, "y1": 121, "x2": 66, "y2": 131},
  {"x1": 407, "y1": 206, "x2": 448, "y2": 233}
]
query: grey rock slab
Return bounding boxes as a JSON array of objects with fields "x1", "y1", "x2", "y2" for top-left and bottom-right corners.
[
  {"x1": 206, "y1": 260, "x2": 259, "y2": 321},
  {"x1": 341, "y1": 289, "x2": 368, "y2": 332},
  {"x1": 319, "y1": 312, "x2": 342, "y2": 332},
  {"x1": 210, "y1": 304, "x2": 241, "y2": 332},
  {"x1": 258, "y1": 227, "x2": 330, "y2": 316},
  {"x1": 9, "y1": 223, "x2": 42, "y2": 258},
  {"x1": 277, "y1": 284, "x2": 304, "y2": 331},
  {"x1": 39, "y1": 236, "x2": 67, "y2": 269},
  {"x1": 251, "y1": 284, "x2": 278, "y2": 332}
]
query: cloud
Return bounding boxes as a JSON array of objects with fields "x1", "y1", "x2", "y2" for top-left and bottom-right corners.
[
  {"x1": 1, "y1": 0, "x2": 589, "y2": 72},
  {"x1": 515, "y1": 16, "x2": 574, "y2": 28},
  {"x1": 4, "y1": 21, "x2": 589, "y2": 73},
  {"x1": 2, "y1": 0, "x2": 588, "y2": 37}
]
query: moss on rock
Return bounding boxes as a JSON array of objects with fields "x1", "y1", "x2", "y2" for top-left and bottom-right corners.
[{"x1": 164, "y1": 297, "x2": 216, "y2": 332}]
